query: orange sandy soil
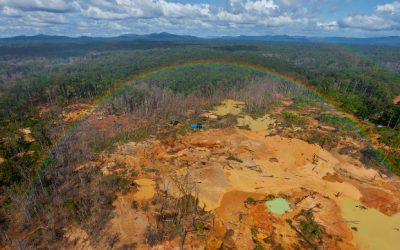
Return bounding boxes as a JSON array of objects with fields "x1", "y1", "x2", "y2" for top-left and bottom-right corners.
[
  {"x1": 62, "y1": 103, "x2": 94, "y2": 122},
  {"x1": 393, "y1": 95, "x2": 400, "y2": 104},
  {"x1": 70, "y1": 127, "x2": 400, "y2": 249},
  {"x1": 38, "y1": 102, "x2": 94, "y2": 122}
]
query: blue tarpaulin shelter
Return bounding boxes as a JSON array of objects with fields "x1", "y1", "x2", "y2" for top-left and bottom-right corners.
[{"x1": 191, "y1": 123, "x2": 202, "y2": 129}]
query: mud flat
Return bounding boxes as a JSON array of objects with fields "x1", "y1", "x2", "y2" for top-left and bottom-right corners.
[
  {"x1": 133, "y1": 178, "x2": 156, "y2": 201},
  {"x1": 212, "y1": 99, "x2": 277, "y2": 133},
  {"x1": 237, "y1": 114, "x2": 276, "y2": 133},
  {"x1": 340, "y1": 199, "x2": 400, "y2": 250},
  {"x1": 212, "y1": 99, "x2": 245, "y2": 116}
]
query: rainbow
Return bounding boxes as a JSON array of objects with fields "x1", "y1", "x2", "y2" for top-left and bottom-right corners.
[{"x1": 34, "y1": 60, "x2": 392, "y2": 192}]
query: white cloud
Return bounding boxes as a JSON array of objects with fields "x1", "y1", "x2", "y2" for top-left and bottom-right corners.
[
  {"x1": 316, "y1": 21, "x2": 338, "y2": 31},
  {"x1": 338, "y1": 1, "x2": 400, "y2": 31},
  {"x1": 25, "y1": 11, "x2": 68, "y2": 25},
  {"x1": 80, "y1": 6, "x2": 129, "y2": 20},
  {"x1": 376, "y1": 1, "x2": 400, "y2": 14},
  {"x1": 0, "y1": 6, "x2": 21, "y2": 17},
  {"x1": 0, "y1": 0, "x2": 74, "y2": 13},
  {"x1": 244, "y1": 0, "x2": 279, "y2": 13},
  {"x1": 339, "y1": 15, "x2": 393, "y2": 30},
  {"x1": 108, "y1": 0, "x2": 212, "y2": 19},
  {"x1": 0, "y1": 0, "x2": 399, "y2": 37}
]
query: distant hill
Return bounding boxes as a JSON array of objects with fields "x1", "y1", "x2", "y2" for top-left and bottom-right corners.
[
  {"x1": 1, "y1": 33, "x2": 400, "y2": 45},
  {"x1": 310, "y1": 36, "x2": 400, "y2": 45},
  {"x1": 219, "y1": 35, "x2": 400, "y2": 45},
  {"x1": 3, "y1": 34, "x2": 72, "y2": 41},
  {"x1": 0, "y1": 32, "x2": 198, "y2": 43},
  {"x1": 118, "y1": 32, "x2": 198, "y2": 41},
  {"x1": 218, "y1": 35, "x2": 310, "y2": 43}
]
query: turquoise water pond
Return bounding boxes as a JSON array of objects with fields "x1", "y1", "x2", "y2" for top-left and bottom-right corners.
[{"x1": 266, "y1": 198, "x2": 292, "y2": 215}]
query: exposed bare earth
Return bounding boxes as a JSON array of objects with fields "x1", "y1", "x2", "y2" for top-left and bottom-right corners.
[
  {"x1": 393, "y1": 95, "x2": 400, "y2": 104},
  {"x1": 70, "y1": 127, "x2": 400, "y2": 249},
  {"x1": 67, "y1": 99, "x2": 400, "y2": 249}
]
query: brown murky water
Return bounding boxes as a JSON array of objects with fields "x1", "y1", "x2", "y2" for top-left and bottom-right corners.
[
  {"x1": 133, "y1": 178, "x2": 156, "y2": 201},
  {"x1": 212, "y1": 99, "x2": 245, "y2": 116},
  {"x1": 340, "y1": 199, "x2": 400, "y2": 250},
  {"x1": 237, "y1": 114, "x2": 276, "y2": 132},
  {"x1": 212, "y1": 99, "x2": 277, "y2": 133}
]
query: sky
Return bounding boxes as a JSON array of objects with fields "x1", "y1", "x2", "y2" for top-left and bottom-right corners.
[{"x1": 0, "y1": 0, "x2": 399, "y2": 38}]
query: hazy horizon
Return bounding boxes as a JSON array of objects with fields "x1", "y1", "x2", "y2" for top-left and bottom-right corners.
[{"x1": 2, "y1": 31, "x2": 400, "y2": 40}]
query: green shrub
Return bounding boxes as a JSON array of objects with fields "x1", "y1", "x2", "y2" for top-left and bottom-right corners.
[
  {"x1": 101, "y1": 174, "x2": 131, "y2": 193},
  {"x1": 318, "y1": 114, "x2": 358, "y2": 135},
  {"x1": 307, "y1": 130, "x2": 339, "y2": 150},
  {"x1": 246, "y1": 197, "x2": 256, "y2": 205},
  {"x1": 282, "y1": 111, "x2": 306, "y2": 127},
  {"x1": 265, "y1": 194, "x2": 275, "y2": 200},
  {"x1": 251, "y1": 227, "x2": 257, "y2": 237}
]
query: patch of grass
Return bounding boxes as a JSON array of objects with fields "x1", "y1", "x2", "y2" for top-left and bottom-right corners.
[
  {"x1": 194, "y1": 221, "x2": 206, "y2": 236},
  {"x1": 263, "y1": 236, "x2": 272, "y2": 244},
  {"x1": 292, "y1": 95, "x2": 319, "y2": 109},
  {"x1": 194, "y1": 221, "x2": 205, "y2": 231},
  {"x1": 246, "y1": 197, "x2": 256, "y2": 205},
  {"x1": 130, "y1": 170, "x2": 138, "y2": 177},
  {"x1": 318, "y1": 114, "x2": 358, "y2": 135},
  {"x1": 101, "y1": 174, "x2": 131, "y2": 193},
  {"x1": 251, "y1": 227, "x2": 258, "y2": 237},
  {"x1": 265, "y1": 194, "x2": 276, "y2": 200},
  {"x1": 300, "y1": 220, "x2": 323, "y2": 238},
  {"x1": 63, "y1": 198, "x2": 81, "y2": 210},
  {"x1": 307, "y1": 130, "x2": 340, "y2": 150},
  {"x1": 179, "y1": 194, "x2": 198, "y2": 214},
  {"x1": 378, "y1": 127, "x2": 400, "y2": 147},
  {"x1": 385, "y1": 151, "x2": 400, "y2": 174},
  {"x1": 253, "y1": 245, "x2": 264, "y2": 250},
  {"x1": 0, "y1": 197, "x2": 12, "y2": 208},
  {"x1": 282, "y1": 111, "x2": 306, "y2": 127}
]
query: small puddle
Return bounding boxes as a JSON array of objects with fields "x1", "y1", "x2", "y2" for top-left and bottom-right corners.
[
  {"x1": 212, "y1": 99, "x2": 245, "y2": 116},
  {"x1": 266, "y1": 198, "x2": 292, "y2": 215},
  {"x1": 340, "y1": 199, "x2": 400, "y2": 250},
  {"x1": 133, "y1": 178, "x2": 156, "y2": 201},
  {"x1": 237, "y1": 114, "x2": 276, "y2": 132}
]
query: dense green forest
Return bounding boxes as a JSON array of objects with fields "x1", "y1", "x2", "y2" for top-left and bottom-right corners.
[{"x1": 0, "y1": 39, "x2": 399, "y2": 192}]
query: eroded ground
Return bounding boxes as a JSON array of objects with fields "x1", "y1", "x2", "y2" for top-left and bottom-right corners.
[{"x1": 67, "y1": 99, "x2": 400, "y2": 250}]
